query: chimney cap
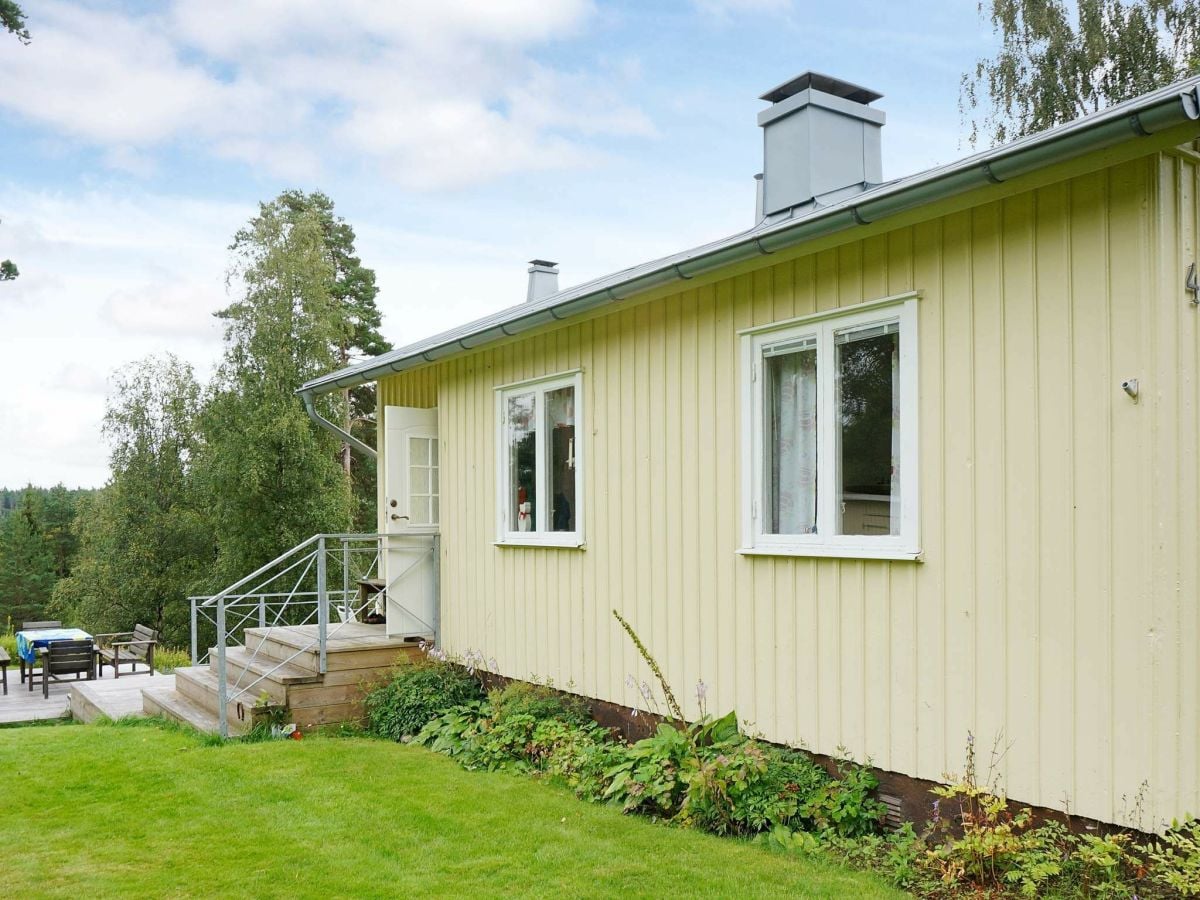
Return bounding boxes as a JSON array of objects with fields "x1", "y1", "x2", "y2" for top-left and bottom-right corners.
[
  {"x1": 759, "y1": 71, "x2": 882, "y2": 105},
  {"x1": 528, "y1": 259, "x2": 558, "y2": 270}
]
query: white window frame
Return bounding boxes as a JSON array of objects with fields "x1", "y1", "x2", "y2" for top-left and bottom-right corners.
[
  {"x1": 494, "y1": 370, "x2": 585, "y2": 548},
  {"x1": 739, "y1": 293, "x2": 920, "y2": 561}
]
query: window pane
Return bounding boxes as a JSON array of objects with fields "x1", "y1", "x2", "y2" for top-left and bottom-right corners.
[
  {"x1": 410, "y1": 436, "x2": 429, "y2": 465},
  {"x1": 764, "y1": 343, "x2": 818, "y2": 534},
  {"x1": 507, "y1": 393, "x2": 537, "y2": 531},
  {"x1": 547, "y1": 386, "x2": 576, "y2": 532},
  {"x1": 836, "y1": 324, "x2": 900, "y2": 535},
  {"x1": 409, "y1": 466, "x2": 429, "y2": 494},
  {"x1": 410, "y1": 496, "x2": 430, "y2": 525}
]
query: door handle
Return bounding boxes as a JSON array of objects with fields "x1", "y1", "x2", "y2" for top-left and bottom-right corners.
[{"x1": 391, "y1": 514, "x2": 408, "y2": 522}]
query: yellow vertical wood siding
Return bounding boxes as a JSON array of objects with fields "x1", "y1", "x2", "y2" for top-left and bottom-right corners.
[{"x1": 377, "y1": 151, "x2": 1200, "y2": 826}]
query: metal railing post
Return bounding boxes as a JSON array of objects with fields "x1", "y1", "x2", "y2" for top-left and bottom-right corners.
[
  {"x1": 432, "y1": 534, "x2": 441, "y2": 647},
  {"x1": 342, "y1": 538, "x2": 351, "y2": 623},
  {"x1": 190, "y1": 597, "x2": 198, "y2": 666},
  {"x1": 317, "y1": 536, "x2": 328, "y2": 674},
  {"x1": 216, "y1": 596, "x2": 229, "y2": 739},
  {"x1": 258, "y1": 594, "x2": 266, "y2": 629}
]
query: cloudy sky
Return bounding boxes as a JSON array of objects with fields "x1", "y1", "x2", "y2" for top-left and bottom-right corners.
[{"x1": 0, "y1": 0, "x2": 991, "y2": 488}]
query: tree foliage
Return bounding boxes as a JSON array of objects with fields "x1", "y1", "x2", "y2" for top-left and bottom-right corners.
[
  {"x1": 0, "y1": 0, "x2": 29, "y2": 44},
  {"x1": 0, "y1": 486, "x2": 92, "y2": 628},
  {"x1": 0, "y1": 494, "x2": 57, "y2": 627},
  {"x1": 962, "y1": 0, "x2": 1200, "y2": 146},
  {"x1": 7, "y1": 191, "x2": 387, "y2": 642},
  {"x1": 2, "y1": 218, "x2": 18, "y2": 284},
  {"x1": 270, "y1": 190, "x2": 389, "y2": 527},
  {"x1": 51, "y1": 357, "x2": 211, "y2": 643},
  {"x1": 195, "y1": 193, "x2": 366, "y2": 585}
]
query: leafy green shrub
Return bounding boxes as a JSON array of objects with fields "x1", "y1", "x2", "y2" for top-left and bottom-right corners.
[
  {"x1": 153, "y1": 646, "x2": 191, "y2": 673},
  {"x1": 417, "y1": 698, "x2": 624, "y2": 794},
  {"x1": 923, "y1": 736, "x2": 1068, "y2": 897},
  {"x1": 1072, "y1": 832, "x2": 1139, "y2": 899},
  {"x1": 1142, "y1": 818, "x2": 1200, "y2": 897},
  {"x1": 0, "y1": 630, "x2": 16, "y2": 661},
  {"x1": 604, "y1": 722, "x2": 695, "y2": 816},
  {"x1": 365, "y1": 658, "x2": 484, "y2": 740},
  {"x1": 489, "y1": 680, "x2": 591, "y2": 727},
  {"x1": 799, "y1": 760, "x2": 887, "y2": 838},
  {"x1": 809, "y1": 824, "x2": 928, "y2": 891},
  {"x1": 415, "y1": 701, "x2": 492, "y2": 760},
  {"x1": 681, "y1": 743, "x2": 830, "y2": 835},
  {"x1": 538, "y1": 719, "x2": 627, "y2": 801}
]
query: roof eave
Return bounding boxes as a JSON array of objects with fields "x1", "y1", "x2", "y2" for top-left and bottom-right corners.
[{"x1": 299, "y1": 79, "x2": 1200, "y2": 398}]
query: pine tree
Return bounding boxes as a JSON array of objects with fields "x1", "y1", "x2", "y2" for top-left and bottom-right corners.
[
  {"x1": 0, "y1": 488, "x2": 57, "y2": 625},
  {"x1": 196, "y1": 195, "x2": 363, "y2": 585}
]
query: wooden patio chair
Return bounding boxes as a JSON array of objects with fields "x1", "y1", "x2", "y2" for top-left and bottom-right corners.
[
  {"x1": 19, "y1": 619, "x2": 62, "y2": 685},
  {"x1": 94, "y1": 625, "x2": 159, "y2": 679},
  {"x1": 40, "y1": 639, "x2": 95, "y2": 698}
]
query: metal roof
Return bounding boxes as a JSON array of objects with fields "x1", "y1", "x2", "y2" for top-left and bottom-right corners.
[
  {"x1": 759, "y1": 71, "x2": 883, "y2": 105},
  {"x1": 300, "y1": 75, "x2": 1200, "y2": 397}
]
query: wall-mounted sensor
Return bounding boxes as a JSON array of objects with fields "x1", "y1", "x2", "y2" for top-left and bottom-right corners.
[{"x1": 1121, "y1": 378, "x2": 1139, "y2": 401}]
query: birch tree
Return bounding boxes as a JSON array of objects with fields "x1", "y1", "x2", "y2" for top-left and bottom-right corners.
[{"x1": 963, "y1": 0, "x2": 1200, "y2": 146}]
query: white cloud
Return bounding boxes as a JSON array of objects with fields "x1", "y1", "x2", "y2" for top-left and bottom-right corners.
[
  {"x1": 52, "y1": 363, "x2": 110, "y2": 395},
  {"x1": 0, "y1": 0, "x2": 650, "y2": 187},
  {"x1": 0, "y1": 185, "x2": 235, "y2": 487},
  {"x1": 101, "y1": 282, "x2": 223, "y2": 341}
]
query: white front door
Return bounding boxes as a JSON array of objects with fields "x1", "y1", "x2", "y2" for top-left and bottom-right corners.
[{"x1": 381, "y1": 406, "x2": 439, "y2": 640}]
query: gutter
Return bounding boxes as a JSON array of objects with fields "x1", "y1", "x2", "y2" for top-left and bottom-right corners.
[
  {"x1": 300, "y1": 390, "x2": 377, "y2": 460},
  {"x1": 298, "y1": 78, "x2": 1200, "y2": 417}
]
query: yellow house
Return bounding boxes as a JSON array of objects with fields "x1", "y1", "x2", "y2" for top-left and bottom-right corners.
[{"x1": 299, "y1": 72, "x2": 1200, "y2": 829}]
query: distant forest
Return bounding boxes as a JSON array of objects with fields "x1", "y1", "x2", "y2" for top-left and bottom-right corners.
[{"x1": 0, "y1": 485, "x2": 96, "y2": 630}]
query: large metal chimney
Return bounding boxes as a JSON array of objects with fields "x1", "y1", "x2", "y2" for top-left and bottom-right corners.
[
  {"x1": 526, "y1": 259, "x2": 559, "y2": 303},
  {"x1": 756, "y1": 72, "x2": 885, "y2": 221}
]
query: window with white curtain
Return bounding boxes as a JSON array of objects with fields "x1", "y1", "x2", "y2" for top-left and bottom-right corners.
[
  {"x1": 741, "y1": 296, "x2": 919, "y2": 559},
  {"x1": 495, "y1": 371, "x2": 584, "y2": 547}
]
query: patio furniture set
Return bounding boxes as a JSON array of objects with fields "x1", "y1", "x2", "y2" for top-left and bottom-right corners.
[{"x1": 1, "y1": 621, "x2": 159, "y2": 698}]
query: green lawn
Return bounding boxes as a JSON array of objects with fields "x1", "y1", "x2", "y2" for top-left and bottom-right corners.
[{"x1": 0, "y1": 722, "x2": 903, "y2": 899}]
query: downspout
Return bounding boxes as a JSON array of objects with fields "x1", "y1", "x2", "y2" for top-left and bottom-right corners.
[{"x1": 300, "y1": 388, "x2": 377, "y2": 459}]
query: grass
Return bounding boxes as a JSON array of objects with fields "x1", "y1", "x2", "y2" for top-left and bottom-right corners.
[{"x1": 0, "y1": 721, "x2": 902, "y2": 899}]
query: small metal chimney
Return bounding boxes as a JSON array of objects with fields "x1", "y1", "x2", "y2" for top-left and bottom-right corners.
[
  {"x1": 756, "y1": 72, "x2": 885, "y2": 221},
  {"x1": 526, "y1": 259, "x2": 559, "y2": 303}
]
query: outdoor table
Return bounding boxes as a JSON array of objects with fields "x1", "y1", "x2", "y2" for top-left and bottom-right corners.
[
  {"x1": 16, "y1": 627, "x2": 92, "y2": 664},
  {"x1": 16, "y1": 628, "x2": 92, "y2": 686}
]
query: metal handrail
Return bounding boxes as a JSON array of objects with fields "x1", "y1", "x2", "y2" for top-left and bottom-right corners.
[{"x1": 189, "y1": 532, "x2": 438, "y2": 737}]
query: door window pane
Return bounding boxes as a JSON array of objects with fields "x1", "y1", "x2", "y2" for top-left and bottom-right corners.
[
  {"x1": 410, "y1": 496, "x2": 430, "y2": 525},
  {"x1": 835, "y1": 324, "x2": 899, "y2": 536},
  {"x1": 764, "y1": 340, "x2": 818, "y2": 534},
  {"x1": 407, "y1": 435, "x2": 438, "y2": 527},
  {"x1": 547, "y1": 386, "x2": 576, "y2": 532},
  {"x1": 409, "y1": 466, "x2": 429, "y2": 494},
  {"x1": 507, "y1": 393, "x2": 537, "y2": 532}
]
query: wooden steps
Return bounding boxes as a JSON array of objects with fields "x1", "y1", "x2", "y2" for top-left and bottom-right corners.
[
  {"x1": 141, "y1": 624, "x2": 422, "y2": 735},
  {"x1": 143, "y1": 684, "x2": 244, "y2": 735}
]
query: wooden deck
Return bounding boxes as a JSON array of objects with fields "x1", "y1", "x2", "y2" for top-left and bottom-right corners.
[{"x1": 0, "y1": 670, "x2": 170, "y2": 725}]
